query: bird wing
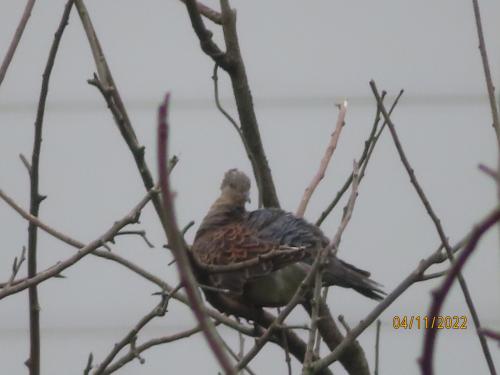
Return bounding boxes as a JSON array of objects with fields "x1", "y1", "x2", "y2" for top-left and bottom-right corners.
[{"x1": 192, "y1": 222, "x2": 306, "y2": 294}]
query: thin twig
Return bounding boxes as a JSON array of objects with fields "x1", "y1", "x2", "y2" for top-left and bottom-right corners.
[
  {"x1": 0, "y1": 0, "x2": 36, "y2": 86},
  {"x1": 370, "y1": 80, "x2": 496, "y2": 375},
  {"x1": 84, "y1": 353, "x2": 93, "y2": 375},
  {"x1": 471, "y1": 0, "x2": 500, "y2": 142},
  {"x1": 303, "y1": 162, "x2": 365, "y2": 375},
  {"x1": 316, "y1": 90, "x2": 404, "y2": 226},
  {"x1": 19, "y1": 153, "x2": 32, "y2": 176},
  {"x1": 479, "y1": 329, "x2": 500, "y2": 343},
  {"x1": 7, "y1": 247, "x2": 27, "y2": 287},
  {"x1": 374, "y1": 320, "x2": 381, "y2": 375},
  {"x1": 196, "y1": 246, "x2": 305, "y2": 273},
  {"x1": 0, "y1": 188, "x2": 155, "y2": 300},
  {"x1": 421, "y1": 208, "x2": 500, "y2": 375},
  {"x1": 183, "y1": 0, "x2": 230, "y2": 69},
  {"x1": 337, "y1": 315, "x2": 351, "y2": 334},
  {"x1": 310, "y1": 234, "x2": 475, "y2": 373},
  {"x1": 101, "y1": 325, "x2": 207, "y2": 374},
  {"x1": 26, "y1": 2, "x2": 74, "y2": 373},
  {"x1": 0, "y1": 188, "x2": 255, "y2": 338},
  {"x1": 185, "y1": 0, "x2": 280, "y2": 207},
  {"x1": 212, "y1": 64, "x2": 241, "y2": 136},
  {"x1": 181, "y1": 220, "x2": 195, "y2": 236},
  {"x1": 177, "y1": 0, "x2": 222, "y2": 24},
  {"x1": 211, "y1": 63, "x2": 264, "y2": 207},
  {"x1": 93, "y1": 295, "x2": 170, "y2": 374},
  {"x1": 112, "y1": 230, "x2": 154, "y2": 248},
  {"x1": 237, "y1": 252, "x2": 324, "y2": 371},
  {"x1": 478, "y1": 163, "x2": 497, "y2": 180},
  {"x1": 296, "y1": 101, "x2": 347, "y2": 218},
  {"x1": 157, "y1": 94, "x2": 235, "y2": 374},
  {"x1": 221, "y1": 338, "x2": 256, "y2": 375}
]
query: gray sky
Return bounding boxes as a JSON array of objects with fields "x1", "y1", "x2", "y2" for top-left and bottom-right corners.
[{"x1": 0, "y1": 1, "x2": 499, "y2": 374}]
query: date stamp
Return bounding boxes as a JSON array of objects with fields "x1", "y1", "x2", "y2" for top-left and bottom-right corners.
[{"x1": 393, "y1": 315, "x2": 467, "y2": 330}]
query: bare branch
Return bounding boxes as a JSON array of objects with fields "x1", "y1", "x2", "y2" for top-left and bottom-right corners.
[
  {"x1": 183, "y1": 0, "x2": 230, "y2": 69},
  {"x1": 195, "y1": 246, "x2": 305, "y2": 273},
  {"x1": 181, "y1": 220, "x2": 195, "y2": 236},
  {"x1": 479, "y1": 329, "x2": 500, "y2": 343},
  {"x1": 112, "y1": 230, "x2": 154, "y2": 248},
  {"x1": 177, "y1": 0, "x2": 222, "y2": 24},
  {"x1": 19, "y1": 153, "x2": 32, "y2": 176},
  {"x1": 471, "y1": 0, "x2": 500, "y2": 142},
  {"x1": 421, "y1": 208, "x2": 500, "y2": 375},
  {"x1": 0, "y1": 188, "x2": 155, "y2": 300},
  {"x1": 316, "y1": 90, "x2": 404, "y2": 226},
  {"x1": 374, "y1": 320, "x2": 381, "y2": 375},
  {"x1": 237, "y1": 251, "x2": 324, "y2": 371},
  {"x1": 157, "y1": 94, "x2": 235, "y2": 374},
  {"x1": 310, "y1": 233, "x2": 477, "y2": 373},
  {"x1": 93, "y1": 295, "x2": 170, "y2": 374},
  {"x1": 0, "y1": 188, "x2": 259, "y2": 339},
  {"x1": 0, "y1": 0, "x2": 36, "y2": 86},
  {"x1": 184, "y1": 0, "x2": 279, "y2": 207},
  {"x1": 296, "y1": 101, "x2": 347, "y2": 218},
  {"x1": 101, "y1": 325, "x2": 207, "y2": 374},
  {"x1": 337, "y1": 315, "x2": 352, "y2": 334},
  {"x1": 370, "y1": 80, "x2": 496, "y2": 374},
  {"x1": 303, "y1": 161, "x2": 370, "y2": 375},
  {"x1": 26, "y1": 2, "x2": 75, "y2": 373},
  {"x1": 6, "y1": 247, "x2": 27, "y2": 288},
  {"x1": 478, "y1": 163, "x2": 498, "y2": 180},
  {"x1": 84, "y1": 353, "x2": 93, "y2": 375}
]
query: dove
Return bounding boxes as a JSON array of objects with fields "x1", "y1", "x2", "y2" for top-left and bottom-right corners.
[{"x1": 191, "y1": 169, "x2": 384, "y2": 312}]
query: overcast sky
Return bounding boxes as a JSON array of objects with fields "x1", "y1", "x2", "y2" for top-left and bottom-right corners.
[{"x1": 0, "y1": 1, "x2": 499, "y2": 374}]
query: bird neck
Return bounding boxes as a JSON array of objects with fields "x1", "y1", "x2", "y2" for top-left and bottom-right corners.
[{"x1": 195, "y1": 195, "x2": 246, "y2": 239}]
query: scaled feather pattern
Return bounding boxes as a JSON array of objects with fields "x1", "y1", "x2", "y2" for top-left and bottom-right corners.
[{"x1": 192, "y1": 169, "x2": 385, "y2": 309}]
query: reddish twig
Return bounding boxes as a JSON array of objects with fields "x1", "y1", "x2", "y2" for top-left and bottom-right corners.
[
  {"x1": 296, "y1": 101, "x2": 347, "y2": 218},
  {"x1": 157, "y1": 94, "x2": 235, "y2": 374},
  {"x1": 420, "y1": 208, "x2": 500, "y2": 375},
  {"x1": 370, "y1": 80, "x2": 496, "y2": 374},
  {"x1": 0, "y1": 0, "x2": 36, "y2": 86}
]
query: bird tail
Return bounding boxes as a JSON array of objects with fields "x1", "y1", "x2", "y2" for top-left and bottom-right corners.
[{"x1": 322, "y1": 257, "x2": 386, "y2": 300}]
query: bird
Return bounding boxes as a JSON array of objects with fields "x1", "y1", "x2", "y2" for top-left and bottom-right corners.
[{"x1": 191, "y1": 169, "x2": 384, "y2": 315}]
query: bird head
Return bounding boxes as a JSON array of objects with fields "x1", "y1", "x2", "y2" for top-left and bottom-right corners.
[{"x1": 220, "y1": 169, "x2": 251, "y2": 205}]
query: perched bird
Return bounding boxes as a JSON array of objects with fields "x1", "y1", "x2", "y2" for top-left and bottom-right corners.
[{"x1": 191, "y1": 169, "x2": 384, "y2": 314}]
